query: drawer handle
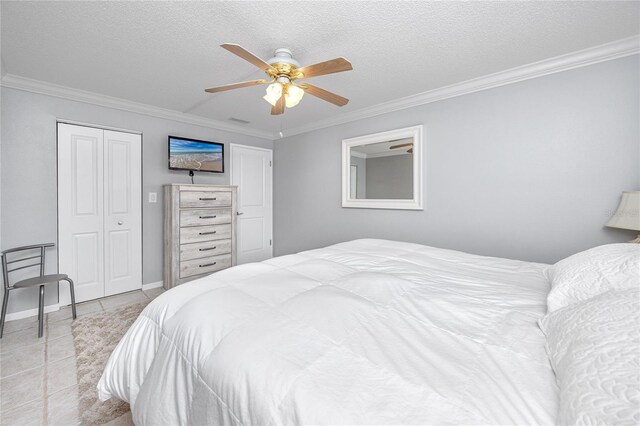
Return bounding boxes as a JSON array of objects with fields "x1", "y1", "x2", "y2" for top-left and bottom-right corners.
[
  {"x1": 199, "y1": 215, "x2": 217, "y2": 219},
  {"x1": 199, "y1": 246, "x2": 217, "y2": 251},
  {"x1": 199, "y1": 262, "x2": 217, "y2": 268},
  {"x1": 199, "y1": 197, "x2": 217, "y2": 201},
  {"x1": 199, "y1": 231, "x2": 217, "y2": 235}
]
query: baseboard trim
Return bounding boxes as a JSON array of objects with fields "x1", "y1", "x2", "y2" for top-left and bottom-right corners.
[
  {"x1": 142, "y1": 281, "x2": 163, "y2": 291},
  {"x1": 6, "y1": 282, "x2": 163, "y2": 321},
  {"x1": 5, "y1": 304, "x2": 60, "y2": 322}
]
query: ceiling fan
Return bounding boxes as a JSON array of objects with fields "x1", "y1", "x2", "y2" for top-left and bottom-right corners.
[
  {"x1": 204, "y1": 44, "x2": 353, "y2": 115},
  {"x1": 390, "y1": 141, "x2": 413, "y2": 154}
]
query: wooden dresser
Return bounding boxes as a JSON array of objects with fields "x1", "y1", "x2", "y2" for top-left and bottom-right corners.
[{"x1": 163, "y1": 184, "x2": 237, "y2": 289}]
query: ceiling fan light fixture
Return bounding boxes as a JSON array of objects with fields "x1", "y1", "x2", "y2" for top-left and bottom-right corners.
[
  {"x1": 284, "y1": 84, "x2": 304, "y2": 108},
  {"x1": 208, "y1": 43, "x2": 353, "y2": 115},
  {"x1": 263, "y1": 82, "x2": 283, "y2": 106}
]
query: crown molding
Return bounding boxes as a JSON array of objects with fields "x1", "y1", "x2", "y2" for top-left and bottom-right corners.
[
  {"x1": 0, "y1": 74, "x2": 273, "y2": 140},
  {"x1": 2, "y1": 36, "x2": 637, "y2": 142},
  {"x1": 281, "y1": 35, "x2": 640, "y2": 138}
]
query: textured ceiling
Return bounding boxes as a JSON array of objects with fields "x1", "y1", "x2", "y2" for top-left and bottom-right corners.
[{"x1": 2, "y1": 1, "x2": 639, "y2": 135}]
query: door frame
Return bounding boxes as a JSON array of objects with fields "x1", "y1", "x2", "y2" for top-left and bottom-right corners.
[
  {"x1": 229, "y1": 143, "x2": 274, "y2": 260},
  {"x1": 56, "y1": 120, "x2": 144, "y2": 305}
]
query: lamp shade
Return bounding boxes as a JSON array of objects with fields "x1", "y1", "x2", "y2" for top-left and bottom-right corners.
[
  {"x1": 263, "y1": 82, "x2": 283, "y2": 106},
  {"x1": 606, "y1": 191, "x2": 640, "y2": 231},
  {"x1": 285, "y1": 84, "x2": 304, "y2": 108}
]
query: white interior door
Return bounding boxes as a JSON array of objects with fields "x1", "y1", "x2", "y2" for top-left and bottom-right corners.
[
  {"x1": 58, "y1": 123, "x2": 142, "y2": 304},
  {"x1": 230, "y1": 144, "x2": 273, "y2": 264},
  {"x1": 103, "y1": 130, "x2": 142, "y2": 296},
  {"x1": 58, "y1": 124, "x2": 105, "y2": 303}
]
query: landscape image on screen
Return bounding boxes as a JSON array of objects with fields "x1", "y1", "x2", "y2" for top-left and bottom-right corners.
[{"x1": 169, "y1": 138, "x2": 223, "y2": 172}]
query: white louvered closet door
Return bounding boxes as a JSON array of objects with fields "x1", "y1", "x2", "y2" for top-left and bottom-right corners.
[{"x1": 58, "y1": 123, "x2": 142, "y2": 304}]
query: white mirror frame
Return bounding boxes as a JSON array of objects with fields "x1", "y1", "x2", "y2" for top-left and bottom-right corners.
[{"x1": 342, "y1": 125, "x2": 423, "y2": 210}]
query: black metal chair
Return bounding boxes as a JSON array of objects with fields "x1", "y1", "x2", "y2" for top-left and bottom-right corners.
[{"x1": 0, "y1": 243, "x2": 77, "y2": 338}]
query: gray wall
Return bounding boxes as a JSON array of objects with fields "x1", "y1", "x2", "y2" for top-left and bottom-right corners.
[
  {"x1": 274, "y1": 55, "x2": 640, "y2": 264},
  {"x1": 366, "y1": 154, "x2": 413, "y2": 199},
  {"x1": 1, "y1": 87, "x2": 272, "y2": 314}
]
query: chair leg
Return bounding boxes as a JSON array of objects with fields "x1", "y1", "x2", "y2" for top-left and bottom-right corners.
[
  {"x1": 37, "y1": 291, "x2": 42, "y2": 324},
  {"x1": 0, "y1": 289, "x2": 9, "y2": 338},
  {"x1": 66, "y1": 278, "x2": 77, "y2": 320},
  {"x1": 38, "y1": 285, "x2": 45, "y2": 338}
]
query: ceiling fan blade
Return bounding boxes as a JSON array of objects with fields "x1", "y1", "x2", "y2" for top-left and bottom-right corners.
[
  {"x1": 297, "y1": 57, "x2": 352, "y2": 78},
  {"x1": 271, "y1": 95, "x2": 285, "y2": 115},
  {"x1": 205, "y1": 79, "x2": 268, "y2": 93},
  {"x1": 302, "y1": 83, "x2": 349, "y2": 107},
  {"x1": 221, "y1": 43, "x2": 275, "y2": 72},
  {"x1": 389, "y1": 142, "x2": 413, "y2": 150}
]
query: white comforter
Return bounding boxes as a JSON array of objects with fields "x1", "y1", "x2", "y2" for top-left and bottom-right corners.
[{"x1": 98, "y1": 239, "x2": 558, "y2": 425}]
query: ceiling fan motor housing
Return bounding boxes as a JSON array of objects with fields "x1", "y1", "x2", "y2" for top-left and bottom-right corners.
[
  {"x1": 267, "y1": 48, "x2": 301, "y2": 67},
  {"x1": 266, "y1": 48, "x2": 303, "y2": 80}
]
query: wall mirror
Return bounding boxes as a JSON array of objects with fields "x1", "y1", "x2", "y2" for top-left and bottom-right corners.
[{"x1": 342, "y1": 125, "x2": 423, "y2": 210}]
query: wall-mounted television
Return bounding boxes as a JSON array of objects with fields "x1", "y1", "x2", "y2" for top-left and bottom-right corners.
[{"x1": 168, "y1": 136, "x2": 224, "y2": 173}]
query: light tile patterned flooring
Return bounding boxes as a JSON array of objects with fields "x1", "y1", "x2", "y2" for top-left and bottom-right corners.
[{"x1": 0, "y1": 288, "x2": 164, "y2": 425}]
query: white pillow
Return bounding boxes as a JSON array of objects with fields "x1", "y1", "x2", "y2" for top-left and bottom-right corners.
[
  {"x1": 546, "y1": 244, "x2": 640, "y2": 312},
  {"x1": 539, "y1": 288, "x2": 640, "y2": 425}
]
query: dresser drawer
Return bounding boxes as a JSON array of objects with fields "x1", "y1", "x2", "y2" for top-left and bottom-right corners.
[
  {"x1": 180, "y1": 224, "x2": 232, "y2": 244},
  {"x1": 180, "y1": 208, "x2": 232, "y2": 227},
  {"x1": 180, "y1": 254, "x2": 232, "y2": 279},
  {"x1": 180, "y1": 191, "x2": 231, "y2": 208},
  {"x1": 180, "y1": 239, "x2": 231, "y2": 261}
]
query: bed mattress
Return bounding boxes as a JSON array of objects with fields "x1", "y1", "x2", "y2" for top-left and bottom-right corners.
[{"x1": 98, "y1": 239, "x2": 558, "y2": 425}]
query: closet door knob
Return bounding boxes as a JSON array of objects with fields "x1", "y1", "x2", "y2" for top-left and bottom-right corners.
[{"x1": 117, "y1": 221, "x2": 123, "y2": 225}]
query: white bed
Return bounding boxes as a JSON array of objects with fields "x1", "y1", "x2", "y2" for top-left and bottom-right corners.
[{"x1": 98, "y1": 239, "x2": 558, "y2": 425}]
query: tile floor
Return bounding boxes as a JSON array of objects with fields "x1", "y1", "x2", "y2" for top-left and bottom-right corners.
[{"x1": 0, "y1": 288, "x2": 164, "y2": 425}]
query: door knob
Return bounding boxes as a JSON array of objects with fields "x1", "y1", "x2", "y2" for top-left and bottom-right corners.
[
  {"x1": 237, "y1": 212, "x2": 244, "y2": 216},
  {"x1": 117, "y1": 221, "x2": 123, "y2": 225}
]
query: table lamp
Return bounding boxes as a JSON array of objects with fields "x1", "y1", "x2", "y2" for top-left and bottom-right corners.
[{"x1": 606, "y1": 191, "x2": 640, "y2": 243}]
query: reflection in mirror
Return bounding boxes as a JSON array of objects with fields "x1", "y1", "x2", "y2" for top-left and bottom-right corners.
[
  {"x1": 342, "y1": 125, "x2": 423, "y2": 210},
  {"x1": 349, "y1": 138, "x2": 414, "y2": 200},
  {"x1": 349, "y1": 165, "x2": 358, "y2": 198}
]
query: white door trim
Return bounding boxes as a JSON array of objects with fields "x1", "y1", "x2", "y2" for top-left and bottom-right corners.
[
  {"x1": 57, "y1": 118, "x2": 142, "y2": 135},
  {"x1": 229, "y1": 144, "x2": 274, "y2": 260},
  {"x1": 229, "y1": 144, "x2": 273, "y2": 154}
]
